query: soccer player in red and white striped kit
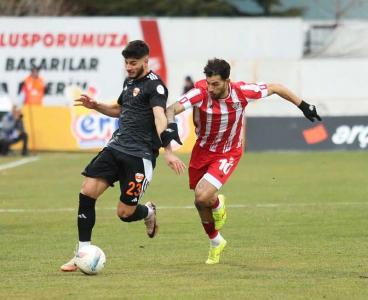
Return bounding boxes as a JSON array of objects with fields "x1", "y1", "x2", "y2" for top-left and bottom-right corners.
[{"x1": 165, "y1": 58, "x2": 321, "y2": 264}]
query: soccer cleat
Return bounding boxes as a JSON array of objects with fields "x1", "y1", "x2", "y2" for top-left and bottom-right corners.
[
  {"x1": 205, "y1": 239, "x2": 227, "y2": 265},
  {"x1": 212, "y1": 194, "x2": 227, "y2": 231},
  {"x1": 60, "y1": 257, "x2": 78, "y2": 272},
  {"x1": 144, "y1": 201, "x2": 159, "y2": 238}
]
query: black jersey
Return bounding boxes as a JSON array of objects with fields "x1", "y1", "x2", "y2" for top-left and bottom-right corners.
[{"x1": 107, "y1": 71, "x2": 168, "y2": 160}]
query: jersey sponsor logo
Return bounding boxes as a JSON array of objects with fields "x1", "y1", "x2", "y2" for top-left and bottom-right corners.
[
  {"x1": 156, "y1": 84, "x2": 165, "y2": 95},
  {"x1": 133, "y1": 87, "x2": 140, "y2": 97},
  {"x1": 131, "y1": 198, "x2": 138, "y2": 203},
  {"x1": 135, "y1": 173, "x2": 145, "y2": 183}
]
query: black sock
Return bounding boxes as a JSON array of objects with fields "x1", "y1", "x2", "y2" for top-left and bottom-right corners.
[
  {"x1": 78, "y1": 193, "x2": 97, "y2": 241},
  {"x1": 120, "y1": 204, "x2": 148, "y2": 223}
]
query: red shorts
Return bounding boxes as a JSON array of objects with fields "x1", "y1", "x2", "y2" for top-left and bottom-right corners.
[{"x1": 188, "y1": 142, "x2": 243, "y2": 190}]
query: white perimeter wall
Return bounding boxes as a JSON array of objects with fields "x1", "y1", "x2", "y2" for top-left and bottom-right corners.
[
  {"x1": 0, "y1": 17, "x2": 367, "y2": 116},
  {"x1": 235, "y1": 59, "x2": 368, "y2": 117}
]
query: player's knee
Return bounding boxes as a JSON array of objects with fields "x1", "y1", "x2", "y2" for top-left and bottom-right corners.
[
  {"x1": 117, "y1": 209, "x2": 133, "y2": 220},
  {"x1": 117, "y1": 197, "x2": 137, "y2": 220},
  {"x1": 118, "y1": 206, "x2": 143, "y2": 222},
  {"x1": 81, "y1": 180, "x2": 99, "y2": 199},
  {"x1": 80, "y1": 189, "x2": 95, "y2": 199},
  {"x1": 194, "y1": 190, "x2": 212, "y2": 205},
  {"x1": 81, "y1": 181, "x2": 92, "y2": 198}
]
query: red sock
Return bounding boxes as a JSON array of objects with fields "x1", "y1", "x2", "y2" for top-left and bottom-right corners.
[
  {"x1": 201, "y1": 222, "x2": 218, "y2": 239},
  {"x1": 211, "y1": 198, "x2": 220, "y2": 209}
]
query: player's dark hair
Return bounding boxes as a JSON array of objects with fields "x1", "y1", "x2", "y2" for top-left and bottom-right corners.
[
  {"x1": 204, "y1": 58, "x2": 230, "y2": 80},
  {"x1": 122, "y1": 40, "x2": 150, "y2": 59}
]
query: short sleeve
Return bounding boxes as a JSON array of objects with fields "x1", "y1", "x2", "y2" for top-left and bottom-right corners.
[
  {"x1": 237, "y1": 82, "x2": 268, "y2": 103},
  {"x1": 117, "y1": 91, "x2": 123, "y2": 105},
  {"x1": 117, "y1": 78, "x2": 127, "y2": 105},
  {"x1": 176, "y1": 88, "x2": 205, "y2": 110},
  {"x1": 148, "y1": 81, "x2": 168, "y2": 109}
]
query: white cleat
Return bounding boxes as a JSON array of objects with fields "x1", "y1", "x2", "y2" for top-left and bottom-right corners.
[{"x1": 60, "y1": 257, "x2": 78, "y2": 272}]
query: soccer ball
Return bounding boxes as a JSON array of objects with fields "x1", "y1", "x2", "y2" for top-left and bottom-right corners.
[{"x1": 75, "y1": 245, "x2": 106, "y2": 275}]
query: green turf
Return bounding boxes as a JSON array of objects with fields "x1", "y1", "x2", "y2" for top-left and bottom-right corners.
[{"x1": 0, "y1": 151, "x2": 368, "y2": 299}]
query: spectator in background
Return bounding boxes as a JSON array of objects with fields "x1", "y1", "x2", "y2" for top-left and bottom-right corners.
[
  {"x1": 183, "y1": 76, "x2": 195, "y2": 94},
  {"x1": 22, "y1": 67, "x2": 45, "y2": 106},
  {"x1": 0, "y1": 133, "x2": 10, "y2": 156},
  {"x1": 0, "y1": 105, "x2": 28, "y2": 156}
]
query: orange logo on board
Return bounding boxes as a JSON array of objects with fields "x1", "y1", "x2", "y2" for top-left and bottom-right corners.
[{"x1": 302, "y1": 124, "x2": 328, "y2": 144}]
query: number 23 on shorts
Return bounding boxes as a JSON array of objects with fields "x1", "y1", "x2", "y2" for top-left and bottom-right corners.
[{"x1": 126, "y1": 182, "x2": 142, "y2": 196}]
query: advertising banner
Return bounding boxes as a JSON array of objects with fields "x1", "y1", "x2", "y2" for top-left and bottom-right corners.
[
  {"x1": 12, "y1": 104, "x2": 196, "y2": 153},
  {"x1": 246, "y1": 116, "x2": 368, "y2": 152},
  {"x1": 0, "y1": 17, "x2": 167, "y2": 107}
]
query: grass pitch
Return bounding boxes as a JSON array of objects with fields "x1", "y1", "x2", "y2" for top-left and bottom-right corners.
[{"x1": 0, "y1": 151, "x2": 367, "y2": 299}]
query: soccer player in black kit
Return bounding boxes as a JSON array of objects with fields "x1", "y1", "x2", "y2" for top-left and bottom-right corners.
[{"x1": 61, "y1": 40, "x2": 186, "y2": 272}]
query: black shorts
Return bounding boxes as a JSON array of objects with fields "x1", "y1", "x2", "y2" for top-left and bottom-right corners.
[{"x1": 82, "y1": 147, "x2": 156, "y2": 206}]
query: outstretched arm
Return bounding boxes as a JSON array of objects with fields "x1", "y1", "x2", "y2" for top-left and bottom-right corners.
[
  {"x1": 74, "y1": 94, "x2": 121, "y2": 118},
  {"x1": 153, "y1": 106, "x2": 186, "y2": 175},
  {"x1": 266, "y1": 83, "x2": 302, "y2": 106},
  {"x1": 159, "y1": 101, "x2": 185, "y2": 147},
  {"x1": 166, "y1": 101, "x2": 185, "y2": 123},
  {"x1": 266, "y1": 83, "x2": 322, "y2": 122}
]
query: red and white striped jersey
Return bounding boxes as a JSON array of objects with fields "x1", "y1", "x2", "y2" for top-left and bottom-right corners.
[{"x1": 177, "y1": 79, "x2": 268, "y2": 153}]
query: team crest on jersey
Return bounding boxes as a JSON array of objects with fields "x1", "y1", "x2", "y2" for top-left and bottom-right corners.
[
  {"x1": 232, "y1": 102, "x2": 241, "y2": 110},
  {"x1": 135, "y1": 173, "x2": 145, "y2": 183},
  {"x1": 133, "y1": 88, "x2": 140, "y2": 97}
]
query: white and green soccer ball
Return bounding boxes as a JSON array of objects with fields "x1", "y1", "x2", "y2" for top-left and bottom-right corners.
[{"x1": 75, "y1": 245, "x2": 106, "y2": 275}]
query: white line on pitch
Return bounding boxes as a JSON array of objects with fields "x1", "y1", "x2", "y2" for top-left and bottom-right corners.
[
  {"x1": 1, "y1": 202, "x2": 368, "y2": 213},
  {"x1": 0, "y1": 156, "x2": 40, "y2": 171}
]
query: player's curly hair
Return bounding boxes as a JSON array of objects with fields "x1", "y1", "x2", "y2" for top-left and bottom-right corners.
[
  {"x1": 122, "y1": 40, "x2": 150, "y2": 59},
  {"x1": 204, "y1": 58, "x2": 230, "y2": 80}
]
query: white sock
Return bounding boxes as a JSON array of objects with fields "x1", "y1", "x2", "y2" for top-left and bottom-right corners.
[
  {"x1": 145, "y1": 203, "x2": 154, "y2": 218},
  {"x1": 79, "y1": 241, "x2": 90, "y2": 250},
  {"x1": 210, "y1": 232, "x2": 223, "y2": 247},
  {"x1": 212, "y1": 199, "x2": 223, "y2": 212}
]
